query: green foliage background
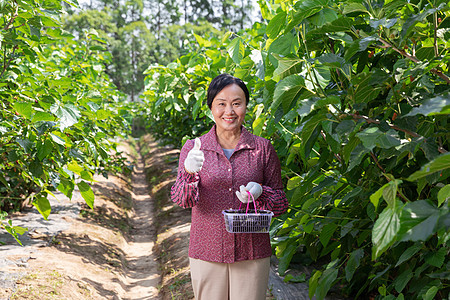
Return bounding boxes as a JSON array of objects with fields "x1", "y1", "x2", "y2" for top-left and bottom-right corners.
[
  {"x1": 140, "y1": 0, "x2": 450, "y2": 299},
  {"x1": 1, "y1": 0, "x2": 449, "y2": 298},
  {"x1": 0, "y1": 0, "x2": 131, "y2": 243}
]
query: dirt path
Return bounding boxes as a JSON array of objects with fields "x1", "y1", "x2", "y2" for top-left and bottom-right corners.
[
  {"x1": 0, "y1": 140, "x2": 161, "y2": 300},
  {"x1": 121, "y1": 149, "x2": 159, "y2": 299}
]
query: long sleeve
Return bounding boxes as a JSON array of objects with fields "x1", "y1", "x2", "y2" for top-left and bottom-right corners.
[
  {"x1": 254, "y1": 141, "x2": 288, "y2": 217},
  {"x1": 254, "y1": 186, "x2": 288, "y2": 217},
  {"x1": 170, "y1": 140, "x2": 200, "y2": 208}
]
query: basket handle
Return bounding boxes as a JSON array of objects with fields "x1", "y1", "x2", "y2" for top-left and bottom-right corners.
[{"x1": 238, "y1": 191, "x2": 258, "y2": 215}]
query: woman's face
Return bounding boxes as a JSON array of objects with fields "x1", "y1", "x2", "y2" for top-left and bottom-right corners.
[{"x1": 211, "y1": 83, "x2": 247, "y2": 134}]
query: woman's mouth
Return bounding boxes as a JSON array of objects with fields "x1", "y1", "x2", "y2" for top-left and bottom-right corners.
[{"x1": 223, "y1": 117, "x2": 235, "y2": 123}]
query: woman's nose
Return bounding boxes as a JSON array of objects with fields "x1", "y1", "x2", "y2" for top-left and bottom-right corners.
[{"x1": 225, "y1": 104, "x2": 234, "y2": 114}]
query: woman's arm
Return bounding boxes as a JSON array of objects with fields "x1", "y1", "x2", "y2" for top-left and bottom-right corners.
[
  {"x1": 170, "y1": 140, "x2": 200, "y2": 208},
  {"x1": 254, "y1": 141, "x2": 289, "y2": 217},
  {"x1": 254, "y1": 187, "x2": 288, "y2": 217}
]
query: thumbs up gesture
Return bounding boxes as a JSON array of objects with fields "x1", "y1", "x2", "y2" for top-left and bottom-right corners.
[{"x1": 184, "y1": 138, "x2": 205, "y2": 174}]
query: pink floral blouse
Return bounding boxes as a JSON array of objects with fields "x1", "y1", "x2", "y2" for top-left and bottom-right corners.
[{"x1": 170, "y1": 125, "x2": 288, "y2": 263}]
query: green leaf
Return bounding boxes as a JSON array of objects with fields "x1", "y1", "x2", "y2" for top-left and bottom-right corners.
[
  {"x1": 12, "y1": 226, "x2": 27, "y2": 235},
  {"x1": 407, "y1": 153, "x2": 450, "y2": 181},
  {"x1": 249, "y1": 50, "x2": 264, "y2": 80},
  {"x1": 29, "y1": 160, "x2": 43, "y2": 177},
  {"x1": 16, "y1": 138, "x2": 33, "y2": 153},
  {"x1": 67, "y1": 160, "x2": 84, "y2": 175},
  {"x1": 57, "y1": 177, "x2": 74, "y2": 199},
  {"x1": 50, "y1": 132, "x2": 66, "y2": 145},
  {"x1": 372, "y1": 204, "x2": 402, "y2": 260},
  {"x1": 193, "y1": 33, "x2": 212, "y2": 47},
  {"x1": 61, "y1": 0, "x2": 79, "y2": 8},
  {"x1": 32, "y1": 110, "x2": 55, "y2": 122},
  {"x1": 284, "y1": 273, "x2": 307, "y2": 283},
  {"x1": 394, "y1": 269, "x2": 413, "y2": 293},
  {"x1": 317, "y1": 53, "x2": 351, "y2": 79},
  {"x1": 395, "y1": 244, "x2": 422, "y2": 267},
  {"x1": 287, "y1": 176, "x2": 302, "y2": 190},
  {"x1": 266, "y1": 11, "x2": 286, "y2": 39},
  {"x1": 370, "y1": 183, "x2": 387, "y2": 209},
  {"x1": 369, "y1": 18, "x2": 398, "y2": 29},
  {"x1": 278, "y1": 242, "x2": 297, "y2": 276},
  {"x1": 316, "y1": 267, "x2": 338, "y2": 300},
  {"x1": 226, "y1": 37, "x2": 244, "y2": 65},
  {"x1": 272, "y1": 54, "x2": 303, "y2": 80},
  {"x1": 349, "y1": 71, "x2": 382, "y2": 104},
  {"x1": 51, "y1": 104, "x2": 81, "y2": 130},
  {"x1": 345, "y1": 248, "x2": 364, "y2": 282},
  {"x1": 424, "y1": 247, "x2": 446, "y2": 268},
  {"x1": 77, "y1": 181, "x2": 95, "y2": 209},
  {"x1": 319, "y1": 223, "x2": 338, "y2": 247},
  {"x1": 309, "y1": 7, "x2": 338, "y2": 26},
  {"x1": 423, "y1": 286, "x2": 439, "y2": 300},
  {"x1": 405, "y1": 93, "x2": 450, "y2": 116},
  {"x1": 300, "y1": 113, "x2": 327, "y2": 160},
  {"x1": 356, "y1": 128, "x2": 401, "y2": 150},
  {"x1": 95, "y1": 109, "x2": 111, "y2": 120},
  {"x1": 401, "y1": 4, "x2": 445, "y2": 39},
  {"x1": 268, "y1": 32, "x2": 299, "y2": 56},
  {"x1": 310, "y1": 17, "x2": 353, "y2": 35},
  {"x1": 0, "y1": 174, "x2": 9, "y2": 189},
  {"x1": 415, "y1": 47, "x2": 436, "y2": 61},
  {"x1": 32, "y1": 196, "x2": 51, "y2": 220},
  {"x1": 342, "y1": 2, "x2": 369, "y2": 14},
  {"x1": 398, "y1": 200, "x2": 440, "y2": 242},
  {"x1": 289, "y1": 0, "x2": 330, "y2": 32},
  {"x1": 437, "y1": 184, "x2": 450, "y2": 207},
  {"x1": 308, "y1": 270, "x2": 322, "y2": 299},
  {"x1": 271, "y1": 74, "x2": 307, "y2": 113},
  {"x1": 382, "y1": 179, "x2": 402, "y2": 208},
  {"x1": 37, "y1": 139, "x2": 53, "y2": 161},
  {"x1": 80, "y1": 170, "x2": 94, "y2": 182},
  {"x1": 348, "y1": 144, "x2": 370, "y2": 171},
  {"x1": 14, "y1": 102, "x2": 32, "y2": 119}
]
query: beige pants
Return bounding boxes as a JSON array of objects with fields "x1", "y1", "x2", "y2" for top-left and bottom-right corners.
[{"x1": 189, "y1": 257, "x2": 271, "y2": 300}]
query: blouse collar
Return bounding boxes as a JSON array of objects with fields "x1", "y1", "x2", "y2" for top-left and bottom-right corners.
[{"x1": 201, "y1": 125, "x2": 256, "y2": 153}]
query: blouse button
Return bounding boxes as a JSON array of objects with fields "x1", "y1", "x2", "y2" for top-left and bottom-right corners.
[
  {"x1": 228, "y1": 188, "x2": 232, "y2": 191},
  {"x1": 228, "y1": 168, "x2": 231, "y2": 171}
]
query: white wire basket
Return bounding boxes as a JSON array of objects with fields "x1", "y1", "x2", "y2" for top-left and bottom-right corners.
[
  {"x1": 222, "y1": 208, "x2": 274, "y2": 233},
  {"x1": 222, "y1": 192, "x2": 273, "y2": 233}
]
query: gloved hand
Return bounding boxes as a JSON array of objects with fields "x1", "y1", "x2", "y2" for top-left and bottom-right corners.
[
  {"x1": 184, "y1": 138, "x2": 204, "y2": 174},
  {"x1": 235, "y1": 182, "x2": 263, "y2": 203}
]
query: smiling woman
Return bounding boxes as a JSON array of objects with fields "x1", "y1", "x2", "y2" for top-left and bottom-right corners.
[
  {"x1": 170, "y1": 73, "x2": 288, "y2": 300},
  {"x1": 208, "y1": 76, "x2": 248, "y2": 149}
]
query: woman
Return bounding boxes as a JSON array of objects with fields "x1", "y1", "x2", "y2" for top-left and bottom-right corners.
[{"x1": 170, "y1": 73, "x2": 288, "y2": 300}]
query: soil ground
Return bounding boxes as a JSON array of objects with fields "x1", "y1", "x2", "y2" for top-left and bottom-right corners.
[{"x1": 1, "y1": 135, "x2": 341, "y2": 300}]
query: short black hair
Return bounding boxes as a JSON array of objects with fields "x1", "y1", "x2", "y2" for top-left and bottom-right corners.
[{"x1": 206, "y1": 73, "x2": 249, "y2": 109}]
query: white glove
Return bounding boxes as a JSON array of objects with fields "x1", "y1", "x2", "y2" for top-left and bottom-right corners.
[
  {"x1": 184, "y1": 138, "x2": 204, "y2": 174},
  {"x1": 235, "y1": 182, "x2": 263, "y2": 203}
]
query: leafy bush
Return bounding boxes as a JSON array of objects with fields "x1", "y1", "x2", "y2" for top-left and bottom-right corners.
[
  {"x1": 0, "y1": 0, "x2": 130, "y2": 241},
  {"x1": 141, "y1": 0, "x2": 449, "y2": 298}
]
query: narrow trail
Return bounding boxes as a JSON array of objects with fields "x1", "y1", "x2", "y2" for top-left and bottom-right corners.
[
  {"x1": 0, "y1": 142, "x2": 162, "y2": 300},
  {"x1": 121, "y1": 150, "x2": 159, "y2": 299}
]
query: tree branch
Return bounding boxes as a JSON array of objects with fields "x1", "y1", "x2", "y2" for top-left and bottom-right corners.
[
  {"x1": 370, "y1": 151, "x2": 385, "y2": 172},
  {"x1": 344, "y1": 113, "x2": 448, "y2": 153},
  {"x1": 3, "y1": 3, "x2": 19, "y2": 31},
  {"x1": 434, "y1": 13, "x2": 439, "y2": 57},
  {"x1": 320, "y1": 130, "x2": 343, "y2": 163},
  {"x1": 348, "y1": 113, "x2": 420, "y2": 137},
  {"x1": 1, "y1": 45, "x2": 18, "y2": 78},
  {"x1": 377, "y1": 37, "x2": 450, "y2": 84}
]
